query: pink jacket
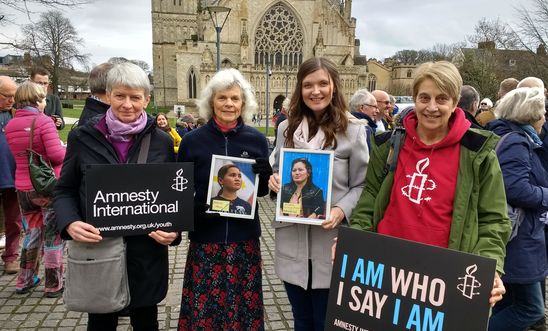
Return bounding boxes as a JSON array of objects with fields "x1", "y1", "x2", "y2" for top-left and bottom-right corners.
[{"x1": 5, "y1": 107, "x2": 66, "y2": 191}]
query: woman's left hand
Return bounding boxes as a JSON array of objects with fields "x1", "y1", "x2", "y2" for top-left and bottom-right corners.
[
  {"x1": 489, "y1": 273, "x2": 505, "y2": 307},
  {"x1": 321, "y1": 207, "x2": 345, "y2": 230},
  {"x1": 149, "y1": 230, "x2": 178, "y2": 245}
]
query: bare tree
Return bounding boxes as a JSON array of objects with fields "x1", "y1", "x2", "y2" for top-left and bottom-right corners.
[
  {"x1": 467, "y1": 17, "x2": 521, "y2": 50},
  {"x1": 390, "y1": 42, "x2": 464, "y2": 64},
  {"x1": 1, "y1": 0, "x2": 91, "y2": 13},
  {"x1": 516, "y1": 0, "x2": 548, "y2": 51},
  {"x1": 18, "y1": 10, "x2": 88, "y2": 94}
]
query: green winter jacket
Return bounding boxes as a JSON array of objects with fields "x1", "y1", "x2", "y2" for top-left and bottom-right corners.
[{"x1": 350, "y1": 128, "x2": 511, "y2": 274}]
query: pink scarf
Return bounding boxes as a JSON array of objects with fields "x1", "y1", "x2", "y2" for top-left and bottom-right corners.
[{"x1": 105, "y1": 108, "x2": 147, "y2": 142}]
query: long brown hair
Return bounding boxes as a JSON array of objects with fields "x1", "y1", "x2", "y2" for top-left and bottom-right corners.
[{"x1": 284, "y1": 57, "x2": 348, "y2": 149}]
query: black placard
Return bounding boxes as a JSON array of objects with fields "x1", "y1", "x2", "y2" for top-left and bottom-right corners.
[
  {"x1": 85, "y1": 163, "x2": 193, "y2": 236},
  {"x1": 325, "y1": 227, "x2": 496, "y2": 331}
]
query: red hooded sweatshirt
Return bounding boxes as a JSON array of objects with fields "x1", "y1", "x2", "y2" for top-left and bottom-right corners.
[{"x1": 377, "y1": 108, "x2": 470, "y2": 248}]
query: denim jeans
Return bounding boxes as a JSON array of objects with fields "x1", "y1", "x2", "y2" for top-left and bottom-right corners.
[
  {"x1": 488, "y1": 281, "x2": 545, "y2": 331},
  {"x1": 284, "y1": 281, "x2": 330, "y2": 331}
]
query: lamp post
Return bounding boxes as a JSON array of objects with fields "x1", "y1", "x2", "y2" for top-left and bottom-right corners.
[
  {"x1": 206, "y1": 6, "x2": 231, "y2": 72},
  {"x1": 265, "y1": 52, "x2": 271, "y2": 136}
]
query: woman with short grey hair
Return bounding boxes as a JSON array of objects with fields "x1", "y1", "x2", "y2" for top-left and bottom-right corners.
[
  {"x1": 488, "y1": 87, "x2": 548, "y2": 331},
  {"x1": 54, "y1": 62, "x2": 178, "y2": 331},
  {"x1": 176, "y1": 68, "x2": 271, "y2": 330}
]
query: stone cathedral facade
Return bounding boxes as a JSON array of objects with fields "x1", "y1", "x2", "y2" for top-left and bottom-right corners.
[{"x1": 151, "y1": 0, "x2": 411, "y2": 112}]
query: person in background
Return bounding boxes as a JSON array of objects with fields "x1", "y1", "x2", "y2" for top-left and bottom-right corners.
[
  {"x1": 155, "y1": 112, "x2": 181, "y2": 154},
  {"x1": 372, "y1": 90, "x2": 391, "y2": 132},
  {"x1": 476, "y1": 78, "x2": 519, "y2": 127},
  {"x1": 78, "y1": 63, "x2": 114, "y2": 126},
  {"x1": 487, "y1": 87, "x2": 548, "y2": 331},
  {"x1": 177, "y1": 68, "x2": 271, "y2": 330},
  {"x1": 273, "y1": 97, "x2": 289, "y2": 147},
  {"x1": 54, "y1": 62, "x2": 179, "y2": 330},
  {"x1": 268, "y1": 57, "x2": 368, "y2": 331},
  {"x1": 478, "y1": 97, "x2": 493, "y2": 113},
  {"x1": 458, "y1": 85, "x2": 483, "y2": 129},
  {"x1": 349, "y1": 61, "x2": 510, "y2": 310},
  {"x1": 5, "y1": 81, "x2": 66, "y2": 297},
  {"x1": 514, "y1": 76, "x2": 548, "y2": 331},
  {"x1": 389, "y1": 94, "x2": 400, "y2": 116},
  {"x1": 0, "y1": 76, "x2": 22, "y2": 275},
  {"x1": 349, "y1": 88, "x2": 378, "y2": 151},
  {"x1": 177, "y1": 113, "x2": 196, "y2": 138},
  {"x1": 30, "y1": 67, "x2": 64, "y2": 130},
  {"x1": 196, "y1": 117, "x2": 207, "y2": 128}
]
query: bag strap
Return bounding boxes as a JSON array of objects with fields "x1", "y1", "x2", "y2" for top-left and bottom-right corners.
[
  {"x1": 137, "y1": 133, "x2": 151, "y2": 164},
  {"x1": 28, "y1": 117, "x2": 37, "y2": 151},
  {"x1": 382, "y1": 107, "x2": 414, "y2": 177}
]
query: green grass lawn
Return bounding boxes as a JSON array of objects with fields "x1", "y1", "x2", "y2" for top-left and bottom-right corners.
[{"x1": 58, "y1": 100, "x2": 275, "y2": 142}]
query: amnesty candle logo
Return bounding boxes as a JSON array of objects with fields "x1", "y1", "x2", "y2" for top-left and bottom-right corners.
[
  {"x1": 85, "y1": 163, "x2": 194, "y2": 236},
  {"x1": 172, "y1": 168, "x2": 189, "y2": 192}
]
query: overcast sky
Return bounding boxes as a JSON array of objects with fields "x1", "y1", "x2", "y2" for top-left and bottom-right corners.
[{"x1": 0, "y1": 0, "x2": 535, "y2": 69}]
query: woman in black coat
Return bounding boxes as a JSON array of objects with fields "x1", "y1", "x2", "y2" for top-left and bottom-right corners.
[
  {"x1": 54, "y1": 63, "x2": 179, "y2": 331},
  {"x1": 280, "y1": 158, "x2": 325, "y2": 219}
]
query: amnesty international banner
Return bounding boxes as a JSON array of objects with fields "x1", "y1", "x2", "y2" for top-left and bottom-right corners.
[
  {"x1": 325, "y1": 227, "x2": 496, "y2": 331},
  {"x1": 85, "y1": 163, "x2": 193, "y2": 236}
]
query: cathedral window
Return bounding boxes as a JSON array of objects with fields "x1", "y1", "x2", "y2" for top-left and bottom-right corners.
[
  {"x1": 188, "y1": 68, "x2": 197, "y2": 99},
  {"x1": 254, "y1": 3, "x2": 303, "y2": 66},
  {"x1": 368, "y1": 74, "x2": 377, "y2": 91},
  {"x1": 407, "y1": 69, "x2": 412, "y2": 78}
]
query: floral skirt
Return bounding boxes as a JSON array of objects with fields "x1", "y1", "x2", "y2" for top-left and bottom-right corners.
[{"x1": 178, "y1": 238, "x2": 264, "y2": 331}]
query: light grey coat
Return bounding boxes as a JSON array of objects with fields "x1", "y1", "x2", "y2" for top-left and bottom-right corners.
[{"x1": 271, "y1": 117, "x2": 369, "y2": 289}]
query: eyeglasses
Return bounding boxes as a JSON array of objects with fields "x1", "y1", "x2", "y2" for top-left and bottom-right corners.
[
  {"x1": 376, "y1": 100, "x2": 391, "y2": 106},
  {"x1": 363, "y1": 104, "x2": 378, "y2": 109},
  {"x1": 480, "y1": 103, "x2": 487, "y2": 106},
  {"x1": 0, "y1": 91, "x2": 15, "y2": 99}
]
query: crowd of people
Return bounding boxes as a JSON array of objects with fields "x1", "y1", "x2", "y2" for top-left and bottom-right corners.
[{"x1": 0, "y1": 56, "x2": 547, "y2": 331}]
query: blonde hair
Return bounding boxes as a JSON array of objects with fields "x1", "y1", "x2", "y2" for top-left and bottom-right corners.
[
  {"x1": 412, "y1": 61, "x2": 462, "y2": 104},
  {"x1": 15, "y1": 81, "x2": 46, "y2": 108}
]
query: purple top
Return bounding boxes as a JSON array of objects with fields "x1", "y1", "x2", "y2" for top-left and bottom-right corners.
[{"x1": 94, "y1": 116, "x2": 134, "y2": 163}]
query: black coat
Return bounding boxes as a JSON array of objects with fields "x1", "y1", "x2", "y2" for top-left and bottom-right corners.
[
  {"x1": 54, "y1": 115, "x2": 176, "y2": 309},
  {"x1": 77, "y1": 97, "x2": 110, "y2": 127},
  {"x1": 280, "y1": 181, "x2": 325, "y2": 218},
  {"x1": 177, "y1": 118, "x2": 269, "y2": 244}
]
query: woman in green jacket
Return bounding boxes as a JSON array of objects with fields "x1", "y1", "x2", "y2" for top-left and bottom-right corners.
[{"x1": 350, "y1": 61, "x2": 511, "y2": 307}]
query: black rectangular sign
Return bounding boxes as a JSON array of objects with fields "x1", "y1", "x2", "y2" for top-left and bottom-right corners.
[
  {"x1": 325, "y1": 227, "x2": 496, "y2": 331},
  {"x1": 85, "y1": 163, "x2": 193, "y2": 236}
]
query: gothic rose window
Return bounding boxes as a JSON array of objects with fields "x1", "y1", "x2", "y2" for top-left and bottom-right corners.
[{"x1": 254, "y1": 3, "x2": 303, "y2": 66}]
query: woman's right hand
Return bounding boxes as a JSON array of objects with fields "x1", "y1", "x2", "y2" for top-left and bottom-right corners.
[
  {"x1": 67, "y1": 221, "x2": 102, "y2": 243},
  {"x1": 268, "y1": 173, "x2": 281, "y2": 193}
]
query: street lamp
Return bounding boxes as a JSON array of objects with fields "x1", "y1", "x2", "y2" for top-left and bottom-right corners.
[
  {"x1": 206, "y1": 6, "x2": 231, "y2": 72},
  {"x1": 265, "y1": 52, "x2": 272, "y2": 136}
]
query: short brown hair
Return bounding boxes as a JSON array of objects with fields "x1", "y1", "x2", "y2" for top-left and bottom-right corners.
[
  {"x1": 30, "y1": 67, "x2": 50, "y2": 79},
  {"x1": 498, "y1": 78, "x2": 519, "y2": 98}
]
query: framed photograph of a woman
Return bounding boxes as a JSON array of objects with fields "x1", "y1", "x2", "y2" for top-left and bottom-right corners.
[
  {"x1": 276, "y1": 148, "x2": 334, "y2": 225},
  {"x1": 206, "y1": 155, "x2": 259, "y2": 219}
]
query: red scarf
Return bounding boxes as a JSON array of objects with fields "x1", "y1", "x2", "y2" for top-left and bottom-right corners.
[{"x1": 213, "y1": 116, "x2": 237, "y2": 133}]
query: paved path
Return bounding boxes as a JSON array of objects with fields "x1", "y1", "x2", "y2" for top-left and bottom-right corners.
[{"x1": 0, "y1": 196, "x2": 294, "y2": 330}]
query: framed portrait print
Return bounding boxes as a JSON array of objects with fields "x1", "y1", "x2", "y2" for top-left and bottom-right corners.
[
  {"x1": 276, "y1": 148, "x2": 334, "y2": 225},
  {"x1": 206, "y1": 155, "x2": 259, "y2": 219}
]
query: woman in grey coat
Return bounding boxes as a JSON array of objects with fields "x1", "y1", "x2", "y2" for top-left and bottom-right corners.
[{"x1": 268, "y1": 57, "x2": 368, "y2": 331}]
